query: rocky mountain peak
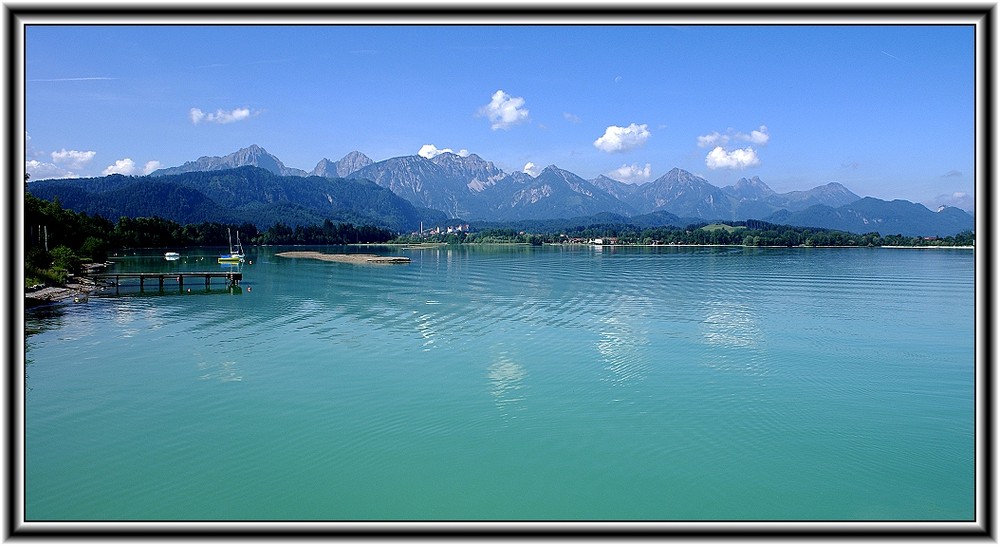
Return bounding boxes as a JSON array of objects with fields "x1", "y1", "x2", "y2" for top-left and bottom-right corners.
[
  {"x1": 310, "y1": 158, "x2": 336, "y2": 177},
  {"x1": 227, "y1": 145, "x2": 277, "y2": 167},
  {"x1": 591, "y1": 175, "x2": 638, "y2": 201},
  {"x1": 727, "y1": 175, "x2": 776, "y2": 199},
  {"x1": 333, "y1": 151, "x2": 374, "y2": 177},
  {"x1": 815, "y1": 182, "x2": 860, "y2": 200},
  {"x1": 151, "y1": 144, "x2": 308, "y2": 177},
  {"x1": 654, "y1": 167, "x2": 708, "y2": 189},
  {"x1": 340, "y1": 150, "x2": 371, "y2": 162}
]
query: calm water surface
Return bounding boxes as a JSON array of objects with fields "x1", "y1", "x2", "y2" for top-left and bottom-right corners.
[{"x1": 24, "y1": 245, "x2": 975, "y2": 521}]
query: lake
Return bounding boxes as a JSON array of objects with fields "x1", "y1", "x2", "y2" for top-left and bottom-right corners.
[{"x1": 23, "y1": 245, "x2": 976, "y2": 522}]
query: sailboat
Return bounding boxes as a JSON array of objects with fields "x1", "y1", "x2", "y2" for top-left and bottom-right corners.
[{"x1": 218, "y1": 229, "x2": 246, "y2": 264}]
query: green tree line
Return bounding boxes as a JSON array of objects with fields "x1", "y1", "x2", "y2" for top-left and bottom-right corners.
[
  {"x1": 394, "y1": 220, "x2": 974, "y2": 248},
  {"x1": 25, "y1": 193, "x2": 394, "y2": 286}
]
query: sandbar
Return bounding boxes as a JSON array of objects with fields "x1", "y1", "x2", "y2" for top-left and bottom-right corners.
[{"x1": 275, "y1": 251, "x2": 411, "y2": 264}]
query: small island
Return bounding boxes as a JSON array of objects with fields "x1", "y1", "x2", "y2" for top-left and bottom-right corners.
[{"x1": 275, "y1": 251, "x2": 410, "y2": 264}]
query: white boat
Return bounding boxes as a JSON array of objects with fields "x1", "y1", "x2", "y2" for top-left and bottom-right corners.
[
  {"x1": 218, "y1": 229, "x2": 246, "y2": 264},
  {"x1": 164, "y1": 252, "x2": 180, "y2": 260}
]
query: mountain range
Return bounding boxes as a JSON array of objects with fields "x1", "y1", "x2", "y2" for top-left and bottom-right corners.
[
  {"x1": 28, "y1": 166, "x2": 447, "y2": 233},
  {"x1": 28, "y1": 144, "x2": 973, "y2": 236}
]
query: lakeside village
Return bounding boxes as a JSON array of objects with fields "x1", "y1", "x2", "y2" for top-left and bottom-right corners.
[
  {"x1": 415, "y1": 222, "x2": 621, "y2": 245},
  {"x1": 415, "y1": 223, "x2": 471, "y2": 237},
  {"x1": 414, "y1": 223, "x2": 621, "y2": 246}
]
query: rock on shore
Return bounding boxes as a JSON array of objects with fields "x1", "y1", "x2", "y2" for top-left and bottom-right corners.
[{"x1": 25, "y1": 283, "x2": 96, "y2": 306}]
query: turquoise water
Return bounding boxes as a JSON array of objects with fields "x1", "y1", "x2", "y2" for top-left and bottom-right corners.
[{"x1": 24, "y1": 245, "x2": 975, "y2": 521}]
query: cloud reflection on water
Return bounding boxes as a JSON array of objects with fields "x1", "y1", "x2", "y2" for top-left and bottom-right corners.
[
  {"x1": 596, "y1": 298, "x2": 652, "y2": 387},
  {"x1": 487, "y1": 354, "x2": 527, "y2": 420},
  {"x1": 699, "y1": 299, "x2": 769, "y2": 377}
]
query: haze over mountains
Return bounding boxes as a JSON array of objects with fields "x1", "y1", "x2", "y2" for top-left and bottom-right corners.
[{"x1": 28, "y1": 145, "x2": 974, "y2": 237}]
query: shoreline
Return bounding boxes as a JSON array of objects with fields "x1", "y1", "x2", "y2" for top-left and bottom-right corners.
[
  {"x1": 880, "y1": 245, "x2": 974, "y2": 249},
  {"x1": 25, "y1": 262, "x2": 110, "y2": 307},
  {"x1": 25, "y1": 282, "x2": 100, "y2": 307},
  {"x1": 550, "y1": 243, "x2": 975, "y2": 249},
  {"x1": 386, "y1": 241, "x2": 974, "y2": 249}
]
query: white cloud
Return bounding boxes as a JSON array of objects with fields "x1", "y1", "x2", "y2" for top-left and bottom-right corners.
[
  {"x1": 699, "y1": 125, "x2": 768, "y2": 169},
  {"x1": 102, "y1": 158, "x2": 136, "y2": 176},
  {"x1": 418, "y1": 144, "x2": 469, "y2": 159},
  {"x1": 608, "y1": 163, "x2": 652, "y2": 183},
  {"x1": 705, "y1": 146, "x2": 761, "y2": 170},
  {"x1": 563, "y1": 112, "x2": 581, "y2": 124},
  {"x1": 593, "y1": 123, "x2": 651, "y2": 153},
  {"x1": 50, "y1": 148, "x2": 96, "y2": 169},
  {"x1": 523, "y1": 162, "x2": 540, "y2": 176},
  {"x1": 26, "y1": 159, "x2": 75, "y2": 179},
  {"x1": 747, "y1": 125, "x2": 770, "y2": 145},
  {"x1": 190, "y1": 106, "x2": 256, "y2": 125},
  {"x1": 929, "y1": 191, "x2": 974, "y2": 212},
  {"x1": 479, "y1": 90, "x2": 530, "y2": 130},
  {"x1": 697, "y1": 125, "x2": 769, "y2": 147},
  {"x1": 25, "y1": 131, "x2": 41, "y2": 158},
  {"x1": 143, "y1": 160, "x2": 163, "y2": 175},
  {"x1": 697, "y1": 131, "x2": 728, "y2": 148}
]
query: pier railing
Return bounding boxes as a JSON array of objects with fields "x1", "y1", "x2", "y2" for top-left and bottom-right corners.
[{"x1": 89, "y1": 271, "x2": 242, "y2": 292}]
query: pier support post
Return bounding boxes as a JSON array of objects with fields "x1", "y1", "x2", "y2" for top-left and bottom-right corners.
[{"x1": 87, "y1": 272, "x2": 244, "y2": 294}]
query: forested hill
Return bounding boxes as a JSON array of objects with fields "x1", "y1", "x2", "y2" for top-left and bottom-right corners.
[{"x1": 26, "y1": 166, "x2": 447, "y2": 233}]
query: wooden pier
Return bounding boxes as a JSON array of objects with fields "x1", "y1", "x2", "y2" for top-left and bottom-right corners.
[{"x1": 90, "y1": 271, "x2": 242, "y2": 291}]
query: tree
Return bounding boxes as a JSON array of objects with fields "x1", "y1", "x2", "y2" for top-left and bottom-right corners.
[
  {"x1": 80, "y1": 236, "x2": 109, "y2": 262},
  {"x1": 49, "y1": 246, "x2": 80, "y2": 275}
]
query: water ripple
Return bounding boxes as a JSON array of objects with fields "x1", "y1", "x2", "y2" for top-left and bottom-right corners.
[{"x1": 24, "y1": 246, "x2": 975, "y2": 521}]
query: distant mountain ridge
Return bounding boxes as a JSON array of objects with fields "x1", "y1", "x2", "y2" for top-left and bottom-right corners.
[
  {"x1": 310, "y1": 151, "x2": 374, "y2": 178},
  {"x1": 485, "y1": 165, "x2": 635, "y2": 221},
  {"x1": 34, "y1": 144, "x2": 971, "y2": 236},
  {"x1": 29, "y1": 166, "x2": 446, "y2": 232},
  {"x1": 349, "y1": 155, "x2": 473, "y2": 218},
  {"x1": 767, "y1": 197, "x2": 974, "y2": 237},
  {"x1": 625, "y1": 168, "x2": 732, "y2": 219},
  {"x1": 428, "y1": 152, "x2": 506, "y2": 193},
  {"x1": 151, "y1": 144, "x2": 309, "y2": 177}
]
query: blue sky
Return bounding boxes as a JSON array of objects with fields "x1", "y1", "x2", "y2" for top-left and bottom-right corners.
[{"x1": 25, "y1": 24, "x2": 975, "y2": 211}]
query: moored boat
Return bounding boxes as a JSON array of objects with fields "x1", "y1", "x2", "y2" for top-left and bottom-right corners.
[{"x1": 218, "y1": 229, "x2": 246, "y2": 264}]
